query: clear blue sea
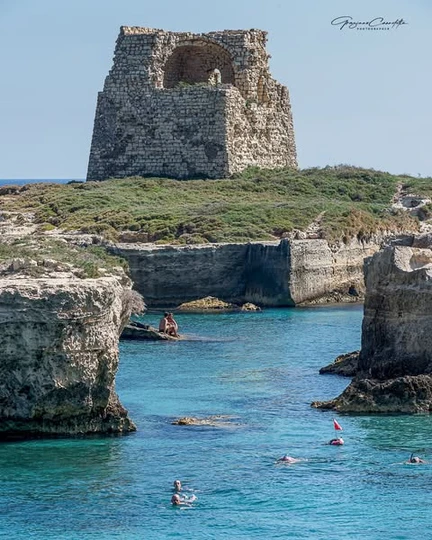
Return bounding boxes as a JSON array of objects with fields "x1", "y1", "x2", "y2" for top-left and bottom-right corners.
[{"x1": 1, "y1": 305, "x2": 431, "y2": 539}]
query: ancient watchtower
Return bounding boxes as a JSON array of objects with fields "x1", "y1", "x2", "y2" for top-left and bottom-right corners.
[{"x1": 87, "y1": 27, "x2": 297, "y2": 181}]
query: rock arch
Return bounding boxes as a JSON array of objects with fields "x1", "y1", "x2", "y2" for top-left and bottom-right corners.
[{"x1": 163, "y1": 40, "x2": 235, "y2": 88}]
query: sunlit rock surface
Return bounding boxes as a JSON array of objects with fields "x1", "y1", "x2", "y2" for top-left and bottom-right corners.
[
  {"x1": 113, "y1": 237, "x2": 382, "y2": 307},
  {"x1": 0, "y1": 269, "x2": 136, "y2": 437},
  {"x1": 313, "y1": 244, "x2": 432, "y2": 413}
]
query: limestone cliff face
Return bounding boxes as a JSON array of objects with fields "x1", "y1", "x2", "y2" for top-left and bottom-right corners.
[
  {"x1": 288, "y1": 238, "x2": 379, "y2": 304},
  {"x1": 313, "y1": 244, "x2": 432, "y2": 413},
  {"x1": 113, "y1": 237, "x2": 382, "y2": 307},
  {"x1": 360, "y1": 246, "x2": 432, "y2": 378},
  {"x1": 114, "y1": 242, "x2": 252, "y2": 307},
  {"x1": 0, "y1": 275, "x2": 136, "y2": 436}
]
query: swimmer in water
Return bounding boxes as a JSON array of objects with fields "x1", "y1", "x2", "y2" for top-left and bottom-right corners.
[
  {"x1": 328, "y1": 437, "x2": 344, "y2": 446},
  {"x1": 171, "y1": 493, "x2": 196, "y2": 506},
  {"x1": 173, "y1": 479, "x2": 182, "y2": 492},
  {"x1": 407, "y1": 453, "x2": 425, "y2": 464},
  {"x1": 277, "y1": 455, "x2": 301, "y2": 463}
]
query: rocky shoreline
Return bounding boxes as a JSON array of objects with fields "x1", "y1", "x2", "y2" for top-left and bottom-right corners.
[
  {"x1": 319, "y1": 351, "x2": 359, "y2": 378},
  {"x1": 1, "y1": 197, "x2": 430, "y2": 438},
  {"x1": 112, "y1": 236, "x2": 383, "y2": 308},
  {"x1": 0, "y1": 257, "x2": 138, "y2": 438},
  {"x1": 313, "y1": 237, "x2": 432, "y2": 413}
]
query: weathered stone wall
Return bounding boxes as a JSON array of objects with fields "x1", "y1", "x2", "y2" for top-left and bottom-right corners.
[
  {"x1": 112, "y1": 238, "x2": 382, "y2": 307},
  {"x1": 87, "y1": 26, "x2": 297, "y2": 180}
]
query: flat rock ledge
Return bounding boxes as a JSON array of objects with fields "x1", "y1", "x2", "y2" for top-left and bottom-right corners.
[
  {"x1": 172, "y1": 415, "x2": 237, "y2": 427},
  {"x1": 312, "y1": 375, "x2": 432, "y2": 413},
  {"x1": 319, "y1": 351, "x2": 359, "y2": 377},
  {"x1": 177, "y1": 296, "x2": 261, "y2": 312},
  {"x1": 121, "y1": 321, "x2": 180, "y2": 341}
]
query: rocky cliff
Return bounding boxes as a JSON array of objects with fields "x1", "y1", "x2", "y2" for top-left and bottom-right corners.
[
  {"x1": 112, "y1": 237, "x2": 383, "y2": 307},
  {"x1": 313, "y1": 242, "x2": 432, "y2": 412},
  {"x1": 0, "y1": 264, "x2": 136, "y2": 437}
]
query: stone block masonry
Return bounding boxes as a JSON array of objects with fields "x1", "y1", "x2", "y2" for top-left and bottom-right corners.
[{"x1": 87, "y1": 27, "x2": 297, "y2": 180}]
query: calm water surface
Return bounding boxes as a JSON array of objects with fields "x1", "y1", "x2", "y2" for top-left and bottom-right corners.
[{"x1": 1, "y1": 306, "x2": 432, "y2": 539}]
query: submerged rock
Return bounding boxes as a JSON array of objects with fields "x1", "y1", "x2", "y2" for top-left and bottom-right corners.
[
  {"x1": 313, "y1": 244, "x2": 432, "y2": 413},
  {"x1": 0, "y1": 274, "x2": 136, "y2": 437},
  {"x1": 172, "y1": 415, "x2": 237, "y2": 427}
]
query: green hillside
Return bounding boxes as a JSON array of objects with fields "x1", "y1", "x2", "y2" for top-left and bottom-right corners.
[{"x1": 1, "y1": 166, "x2": 429, "y2": 244}]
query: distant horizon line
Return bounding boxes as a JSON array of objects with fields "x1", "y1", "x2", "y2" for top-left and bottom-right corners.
[{"x1": 0, "y1": 181, "x2": 85, "y2": 182}]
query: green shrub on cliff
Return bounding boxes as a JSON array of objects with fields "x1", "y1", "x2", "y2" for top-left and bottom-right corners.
[
  {"x1": 0, "y1": 238, "x2": 127, "y2": 278},
  {"x1": 0, "y1": 166, "x2": 427, "y2": 244}
]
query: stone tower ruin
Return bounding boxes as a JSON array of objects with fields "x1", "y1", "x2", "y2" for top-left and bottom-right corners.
[{"x1": 87, "y1": 27, "x2": 297, "y2": 181}]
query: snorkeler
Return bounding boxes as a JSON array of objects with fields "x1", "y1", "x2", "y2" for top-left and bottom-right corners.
[
  {"x1": 407, "y1": 453, "x2": 425, "y2": 464},
  {"x1": 277, "y1": 455, "x2": 301, "y2": 463},
  {"x1": 328, "y1": 437, "x2": 344, "y2": 446}
]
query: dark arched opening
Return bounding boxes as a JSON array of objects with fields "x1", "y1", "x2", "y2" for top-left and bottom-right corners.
[{"x1": 163, "y1": 41, "x2": 235, "y2": 88}]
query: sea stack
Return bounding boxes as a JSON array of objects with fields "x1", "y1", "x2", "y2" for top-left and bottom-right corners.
[
  {"x1": 313, "y1": 239, "x2": 432, "y2": 413},
  {"x1": 0, "y1": 263, "x2": 136, "y2": 437}
]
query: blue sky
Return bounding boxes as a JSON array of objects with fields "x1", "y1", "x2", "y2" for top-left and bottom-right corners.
[{"x1": 0, "y1": 0, "x2": 430, "y2": 178}]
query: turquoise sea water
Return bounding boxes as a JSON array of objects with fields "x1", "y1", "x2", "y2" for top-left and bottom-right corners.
[{"x1": 1, "y1": 306, "x2": 432, "y2": 539}]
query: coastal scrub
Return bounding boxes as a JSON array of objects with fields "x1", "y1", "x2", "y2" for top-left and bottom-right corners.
[{"x1": 0, "y1": 166, "x2": 426, "y2": 244}]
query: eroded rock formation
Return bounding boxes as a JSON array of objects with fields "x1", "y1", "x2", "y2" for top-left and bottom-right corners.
[
  {"x1": 313, "y1": 243, "x2": 432, "y2": 412},
  {"x1": 177, "y1": 296, "x2": 261, "y2": 312},
  {"x1": 0, "y1": 266, "x2": 136, "y2": 437},
  {"x1": 112, "y1": 237, "x2": 382, "y2": 307},
  {"x1": 319, "y1": 351, "x2": 359, "y2": 377},
  {"x1": 172, "y1": 415, "x2": 238, "y2": 427}
]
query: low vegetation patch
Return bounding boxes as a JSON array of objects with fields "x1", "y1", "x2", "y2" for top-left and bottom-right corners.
[
  {"x1": 0, "y1": 166, "x2": 428, "y2": 244},
  {"x1": 0, "y1": 237, "x2": 127, "y2": 278}
]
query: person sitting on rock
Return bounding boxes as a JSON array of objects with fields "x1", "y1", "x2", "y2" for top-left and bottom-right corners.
[
  {"x1": 166, "y1": 312, "x2": 179, "y2": 337},
  {"x1": 407, "y1": 453, "x2": 425, "y2": 464},
  {"x1": 159, "y1": 312, "x2": 170, "y2": 333}
]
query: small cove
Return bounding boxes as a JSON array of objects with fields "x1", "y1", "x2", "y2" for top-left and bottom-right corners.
[{"x1": 1, "y1": 305, "x2": 432, "y2": 539}]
